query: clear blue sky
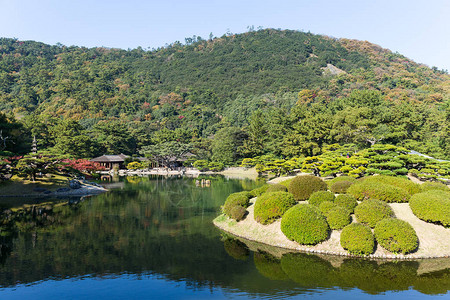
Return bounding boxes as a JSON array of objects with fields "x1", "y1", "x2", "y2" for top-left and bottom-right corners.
[{"x1": 1, "y1": 0, "x2": 449, "y2": 70}]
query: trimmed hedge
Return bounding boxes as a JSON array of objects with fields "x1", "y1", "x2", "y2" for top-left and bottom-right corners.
[
  {"x1": 281, "y1": 204, "x2": 330, "y2": 245},
  {"x1": 347, "y1": 181, "x2": 410, "y2": 203},
  {"x1": 288, "y1": 175, "x2": 327, "y2": 201},
  {"x1": 327, "y1": 176, "x2": 357, "y2": 187},
  {"x1": 249, "y1": 185, "x2": 269, "y2": 197},
  {"x1": 340, "y1": 223, "x2": 375, "y2": 255},
  {"x1": 279, "y1": 178, "x2": 294, "y2": 188},
  {"x1": 335, "y1": 194, "x2": 358, "y2": 213},
  {"x1": 330, "y1": 180, "x2": 354, "y2": 194},
  {"x1": 308, "y1": 191, "x2": 335, "y2": 207},
  {"x1": 420, "y1": 182, "x2": 449, "y2": 193},
  {"x1": 254, "y1": 191, "x2": 296, "y2": 225},
  {"x1": 318, "y1": 201, "x2": 337, "y2": 215},
  {"x1": 222, "y1": 191, "x2": 251, "y2": 220},
  {"x1": 266, "y1": 183, "x2": 288, "y2": 193},
  {"x1": 230, "y1": 205, "x2": 247, "y2": 221},
  {"x1": 374, "y1": 218, "x2": 418, "y2": 254},
  {"x1": 409, "y1": 190, "x2": 450, "y2": 227},
  {"x1": 362, "y1": 175, "x2": 421, "y2": 195},
  {"x1": 325, "y1": 206, "x2": 352, "y2": 230},
  {"x1": 354, "y1": 199, "x2": 395, "y2": 228}
]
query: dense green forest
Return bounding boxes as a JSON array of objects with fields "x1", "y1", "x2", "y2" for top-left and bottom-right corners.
[{"x1": 0, "y1": 29, "x2": 449, "y2": 162}]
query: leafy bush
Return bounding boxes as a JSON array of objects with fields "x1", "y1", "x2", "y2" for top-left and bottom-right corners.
[
  {"x1": 288, "y1": 175, "x2": 327, "y2": 201},
  {"x1": 266, "y1": 183, "x2": 288, "y2": 193},
  {"x1": 330, "y1": 180, "x2": 354, "y2": 194},
  {"x1": 254, "y1": 192, "x2": 296, "y2": 224},
  {"x1": 420, "y1": 182, "x2": 449, "y2": 192},
  {"x1": 354, "y1": 199, "x2": 395, "y2": 228},
  {"x1": 208, "y1": 161, "x2": 224, "y2": 172},
  {"x1": 340, "y1": 223, "x2": 375, "y2": 255},
  {"x1": 325, "y1": 206, "x2": 352, "y2": 230},
  {"x1": 409, "y1": 190, "x2": 450, "y2": 227},
  {"x1": 374, "y1": 218, "x2": 418, "y2": 254},
  {"x1": 193, "y1": 160, "x2": 209, "y2": 171},
  {"x1": 308, "y1": 191, "x2": 335, "y2": 206},
  {"x1": 348, "y1": 181, "x2": 410, "y2": 203},
  {"x1": 318, "y1": 201, "x2": 337, "y2": 214},
  {"x1": 281, "y1": 204, "x2": 329, "y2": 245},
  {"x1": 222, "y1": 191, "x2": 251, "y2": 219},
  {"x1": 362, "y1": 175, "x2": 421, "y2": 195},
  {"x1": 328, "y1": 176, "x2": 357, "y2": 187},
  {"x1": 279, "y1": 178, "x2": 294, "y2": 188},
  {"x1": 335, "y1": 194, "x2": 358, "y2": 213},
  {"x1": 249, "y1": 185, "x2": 269, "y2": 197},
  {"x1": 230, "y1": 205, "x2": 247, "y2": 221}
]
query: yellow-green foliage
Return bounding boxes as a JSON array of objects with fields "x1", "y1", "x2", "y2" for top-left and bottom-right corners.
[
  {"x1": 325, "y1": 206, "x2": 352, "y2": 230},
  {"x1": 126, "y1": 161, "x2": 144, "y2": 170},
  {"x1": 330, "y1": 180, "x2": 355, "y2": 194},
  {"x1": 266, "y1": 183, "x2": 288, "y2": 193},
  {"x1": 318, "y1": 201, "x2": 337, "y2": 214},
  {"x1": 222, "y1": 191, "x2": 251, "y2": 220},
  {"x1": 409, "y1": 190, "x2": 450, "y2": 227},
  {"x1": 327, "y1": 176, "x2": 357, "y2": 187},
  {"x1": 254, "y1": 191, "x2": 296, "y2": 225},
  {"x1": 249, "y1": 185, "x2": 269, "y2": 197},
  {"x1": 354, "y1": 199, "x2": 395, "y2": 228},
  {"x1": 340, "y1": 223, "x2": 375, "y2": 256},
  {"x1": 420, "y1": 182, "x2": 449, "y2": 192},
  {"x1": 229, "y1": 205, "x2": 247, "y2": 221},
  {"x1": 362, "y1": 175, "x2": 421, "y2": 195},
  {"x1": 281, "y1": 204, "x2": 329, "y2": 245},
  {"x1": 308, "y1": 191, "x2": 335, "y2": 206},
  {"x1": 335, "y1": 194, "x2": 358, "y2": 213},
  {"x1": 348, "y1": 181, "x2": 410, "y2": 203},
  {"x1": 288, "y1": 175, "x2": 327, "y2": 201},
  {"x1": 374, "y1": 219, "x2": 418, "y2": 254},
  {"x1": 279, "y1": 178, "x2": 294, "y2": 188}
]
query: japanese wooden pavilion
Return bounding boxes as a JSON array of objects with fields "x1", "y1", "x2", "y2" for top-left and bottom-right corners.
[{"x1": 90, "y1": 154, "x2": 129, "y2": 170}]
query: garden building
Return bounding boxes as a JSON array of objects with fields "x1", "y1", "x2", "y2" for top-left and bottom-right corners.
[{"x1": 90, "y1": 154, "x2": 129, "y2": 170}]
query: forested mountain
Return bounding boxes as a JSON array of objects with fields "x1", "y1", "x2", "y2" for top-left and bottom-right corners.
[{"x1": 0, "y1": 29, "x2": 449, "y2": 161}]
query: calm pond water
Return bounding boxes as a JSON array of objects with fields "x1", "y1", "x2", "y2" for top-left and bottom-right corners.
[{"x1": 0, "y1": 175, "x2": 449, "y2": 299}]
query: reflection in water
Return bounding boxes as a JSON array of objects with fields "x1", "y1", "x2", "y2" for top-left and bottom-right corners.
[{"x1": 0, "y1": 175, "x2": 448, "y2": 298}]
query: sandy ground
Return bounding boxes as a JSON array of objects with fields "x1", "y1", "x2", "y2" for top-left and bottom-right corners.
[
  {"x1": 217, "y1": 167, "x2": 259, "y2": 180},
  {"x1": 214, "y1": 197, "x2": 450, "y2": 259}
]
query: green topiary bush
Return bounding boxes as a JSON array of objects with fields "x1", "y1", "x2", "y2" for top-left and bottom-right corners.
[
  {"x1": 362, "y1": 175, "x2": 421, "y2": 195},
  {"x1": 288, "y1": 175, "x2": 328, "y2": 201},
  {"x1": 330, "y1": 180, "x2": 355, "y2": 194},
  {"x1": 327, "y1": 176, "x2": 357, "y2": 187},
  {"x1": 409, "y1": 190, "x2": 450, "y2": 227},
  {"x1": 266, "y1": 183, "x2": 288, "y2": 193},
  {"x1": 308, "y1": 191, "x2": 335, "y2": 207},
  {"x1": 254, "y1": 191, "x2": 296, "y2": 225},
  {"x1": 354, "y1": 199, "x2": 395, "y2": 228},
  {"x1": 222, "y1": 191, "x2": 251, "y2": 219},
  {"x1": 281, "y1": 204, "x2": 330, "y2": 245},
  {"x1": 318, "y1": 201, "x2": 337, "y2": 215},
  {"x1": 279, "y1": 178, "x2": 294, "y2": 188},
  {"x1": 347, "y1": 181, "x2": 410, "y2": 203},
  {"x1": 374, "y1": 218, "x2": 418, "y2": 254},
  {"x1": 325, "y1": 206, "x2": 352, "y2": 230},
  {"x1": 230, "y1": 205, "x2": 247, "y2": 221},
  {"x1": 249, "y1": 185, "x2": 269, "y2": 197},
  {"x1": 340, "y1": 223, "x2": 375, "y2": 255},
  {"x1": 335, "y1": 194, "x2": 358, "y2": 213},
  {"x1": 420, "y1": 182, "x2": 449, "y2": 193}
]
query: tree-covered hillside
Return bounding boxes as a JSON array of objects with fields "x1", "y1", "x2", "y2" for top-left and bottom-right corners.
[{"x1": 0, "y1": 29, "x2": 449, "y2": 161}]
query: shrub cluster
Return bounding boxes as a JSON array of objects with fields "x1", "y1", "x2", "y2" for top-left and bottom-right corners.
[
  {"x1": 254, "y1": 191, "x2": 296, "y2": 225},
  {"x1": 222, "y1": 191, "x2": 251, "y2": 220},
  {"x1": 325, "y1": 206, "x2": 352, "y2": 230},
  {"x1": 362, "y1": 175, "x2": 421, "y2": 195},
  {"x1": 327, "y1": 176, "x2": 357, "y2": 187},
  {"x1": 335, "y1": 194, "x2": 358, "y2": 213},
  {"x1": 288, "y1": 175, "x2": 327, "y2": 201},
  {"x1": 281, "y1": 204, "x2": 329, "y2": 245},
  {"x1": 249, "y1": 185, "x2": 269, "y2": 197},
  {"x1": 230, "y1": 205, "x2": 247, "y2": 221},
  {"x1": 318, "y1": 201, "x2": 337, "y2": 214},
  {"x1": 266, "y1": 183, "x2": 288, "y2": 193},
  {"x1": 330, "y1": 180, "x2": 355, "y2": 194},
  {"x1": 409, "y1": 190, "x2": 450, "y2": 227},
  {"x1": 374, "y1": 218, "x2": 418, "y2": 254},
  {"x1": 348, "y1": 181, "x2": 410, "y2": 203},
  {"x1": 308, "y1": 191, "x2": 335, "y2": 207},
  {"x1": 420, "y1": 182, "x2": 449, "y2": 192},
  {"x1": 340, "y1": 223, "x2": 375, "y2": 255},
  {"x1": 354, "y1": 199, "x2": 395, "y2": 228}
]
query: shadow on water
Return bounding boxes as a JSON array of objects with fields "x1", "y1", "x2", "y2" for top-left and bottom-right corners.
[{"x1": 0, "y1": 175, "x2": 448, "y2": 298}]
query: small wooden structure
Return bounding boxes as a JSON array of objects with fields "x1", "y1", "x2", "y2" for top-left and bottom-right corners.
[{"x1": 90, "y1": 154, "x2": 129, "y2": 170}]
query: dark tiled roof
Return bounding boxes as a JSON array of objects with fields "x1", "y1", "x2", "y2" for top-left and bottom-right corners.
[{"x1": 91, "y1": 154, "x2": 129, "y2": 163}]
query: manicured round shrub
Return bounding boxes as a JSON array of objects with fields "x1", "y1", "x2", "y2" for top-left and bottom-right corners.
[
  {"x1": 222, "y1": 191, "x2": 251, "y2": 218},
  {"x1": 318, "y1": 201, "x2": 337, "y2": 214},
  {"x1": 362, "y1": 175, "x2": 421, "y2": 195},
  {"x1": 354, "y1": 199, "x2": 395, "y2": 228},
  {"x1": 420, "y1": 182, "x2": 449, "y2": 193},
  {"x1": 335, "y1": 194, "x2": 358, "y2": 213},
  {"x1": 266, "y1": 183, "x2": 288, "y2": 193},
  {"x1": 279, "y1": 177, "x2": 294, "y2": 188},
  {"x1": 249, "y1": 185, "x2": 269, "y2": 197},
  {"x1": 308, "y1": 191, "x2": 335, "y2": 207},
  {"x1": 374, "y1": 218, "x2": 418, "y2": 254},
  {"x1": 230, "y1": 205, "x2": 247, "y2": 221},
  {"x1": 340, "y1": 223, "x2": 375, "y2": 255},
  {"x1": 281, "y1": 204, "x2": 329, "y2": 245},
  {"x1": 327, "y1": 175, "x2": 357, "y2": 187},
  {"x1": 288, "y1": 175, "x2": 327, "y2": 201},
  {"x1": 330, "y1": 180, "x2": 354, "y2": 194},
  {"x1": 325, "y1": 206, "x2": 352, "y2": 230},
  {"x1": 409, "y1": 190, "x2": 450, "y2": 227},
  {"x1": 348, "y1": 181, "x2": 410, "y2": 203},
  {"x1": 254, "y1": 192, "x2": 296, "y2": 225}
]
